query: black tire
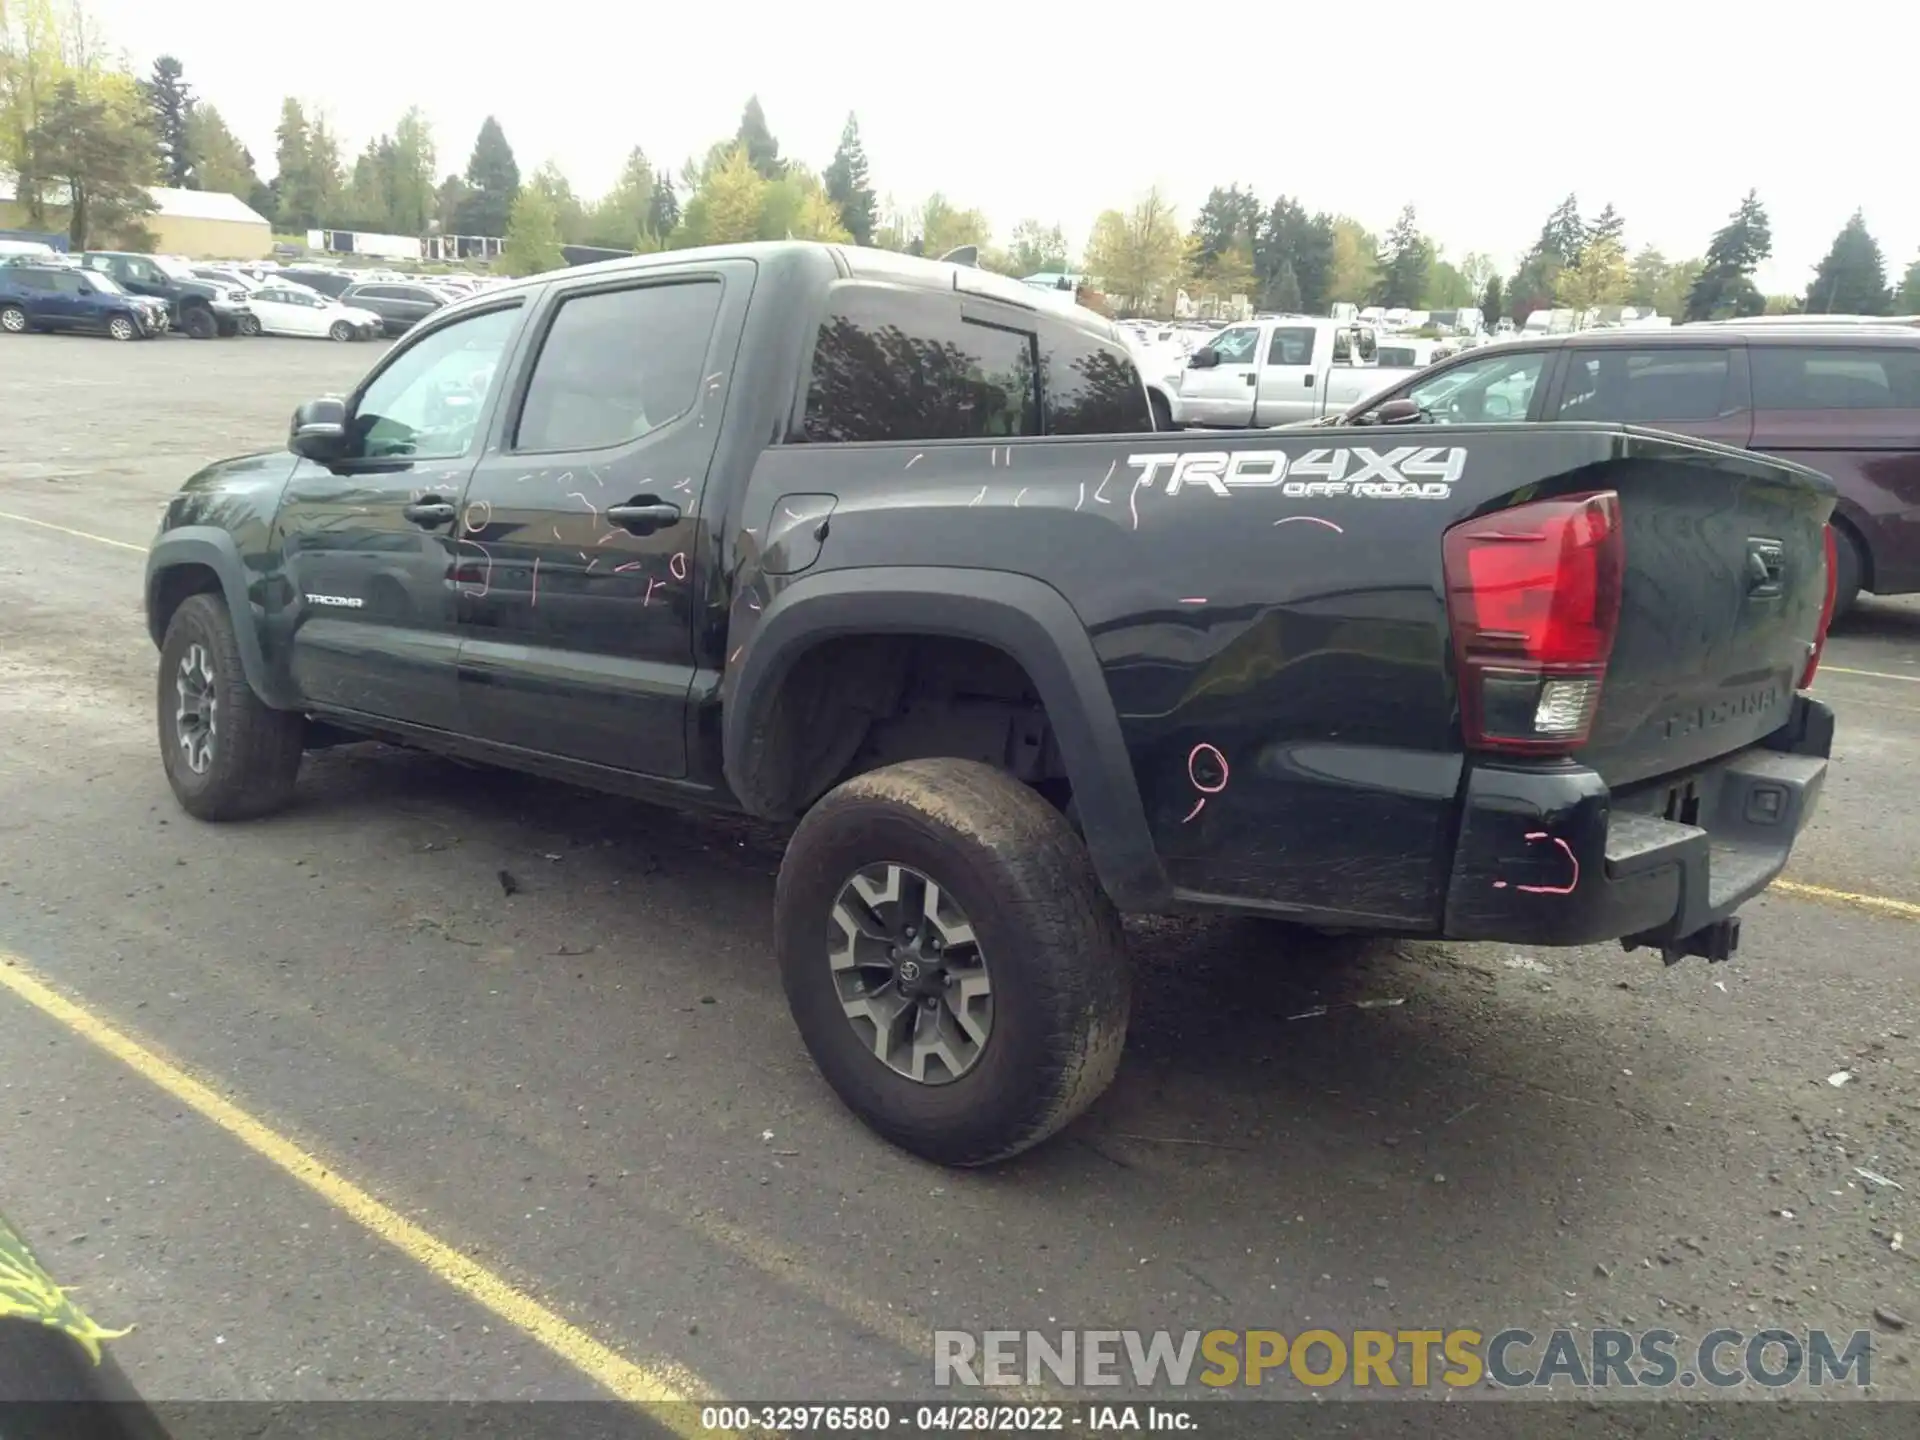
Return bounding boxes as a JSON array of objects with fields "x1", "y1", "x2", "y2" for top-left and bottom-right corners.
[
  {"x1": 238, "y1": 313, "x2": 262, "y2": 336},
  {"x1": 1149, "y1": 389, "x2": 1174, "y2": 430},
  {"x1": 157, "y1": 593, "x2": 305, "y2": 821},
  {"x1": 329, "y1": 320, "x2": 354, "y2": 342},
  {"x1": 775, "y1": 758, "x2": 1130, "y2": 1166},
  {"x1": 1831, "y1": 523, "x2": 1864, "y2": 620},
  {"x1": 0, "y1": 304, "x2": 27, "y2": 334},
  {"x1": 107, "y1": 314, "x2": 137, "y2": 342},
  {"x1": 181, "y1": 305, "x2": 217, "y2": 340}
]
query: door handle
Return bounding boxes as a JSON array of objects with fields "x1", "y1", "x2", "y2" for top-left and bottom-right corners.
[
  {"x1": 402, "y1": 500, "x2": 456, "y2": 526},
  {"x1": 606, "y1": 499, "x2": 682, "y2": 535},
  {"x1": 1244, "y1": 373, "x2": 1256, "y2": 386},
  {"x1": 1303, "y1": 373, "x2": 1315, "y2": 388}
]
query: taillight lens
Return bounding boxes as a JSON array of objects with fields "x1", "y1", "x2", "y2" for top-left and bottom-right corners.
[
  {"x1": 1443, "y1": 491, "x2": 1625, "y2": 754},
  {"x1": 1799, "y1": 523, "x2": 1839, "y2": 689}
]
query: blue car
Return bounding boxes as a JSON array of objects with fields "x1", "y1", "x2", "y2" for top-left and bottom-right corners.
[{"x1": 0, "y1": 261, "x2": 169, "y2": 339}]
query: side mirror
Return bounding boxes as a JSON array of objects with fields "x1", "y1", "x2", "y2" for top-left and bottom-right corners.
[
  {"x1": 290, "y1": 396, "x2": 350, "y2": 462},
  {"x1": 1188, "y1": 348, "x2": 1219, "y2": 369},
  {"x1": 1373, "y1": 397, "x2": 1424, "y2": 426}
]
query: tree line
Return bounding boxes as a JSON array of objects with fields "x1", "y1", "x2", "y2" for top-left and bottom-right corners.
[{"x1": 6, "y1": 4, "x2": 1918, "y2": 313}]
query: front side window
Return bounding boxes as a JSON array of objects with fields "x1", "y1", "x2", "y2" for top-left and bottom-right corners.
[
  {"x1": 1752, "y1": 347, "x2": 1920, "y2": 410},
  {"x1": 1403, "y1": 349, "x2": 1547, "y2": 423},
  {"x1": 1043, "y1": 323, "x2": 1153, "y2": 435},
  {"x1": 515, "y1": 279, "x2": 722, "y2": 453},
  {"x1": 1557, "y1": 348, "x2": 1736, "y2": 423},
  {"x1": 1207, "y1": 326, "x2": 1260, "y2": 364},
  {"x1": 1267, "y1": 326, "x2": 1317, "y2": 366},
  {"x1": 352, "y1": 305, "x2": 521, "y2": 460},
  {"x1": 801, "y1": 285, "x2": 1040, "y2": 443},
  {"x1": 51, "y1": 272, "x2": 85, "y2": 295}
]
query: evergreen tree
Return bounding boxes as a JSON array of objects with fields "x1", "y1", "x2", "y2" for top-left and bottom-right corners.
[
  {"x1": 1270, "y1": 260, "x2": 1302, "y2": 313},
  {"x1": 735, "y1": 96, "x2": 784, "y2": 180},
  {"x1": 1684, "y1": 189, "x2": 1772, "y2": 322},
  {"x1": 1900, "y1": 257, "x2": 1920, "y2": 314},
  {"x1": 458, "y1": 116, "x2": 520, "y2": 236},
  {"x1": 1539, "y1": 193, "x2": 1586, "y2": 265},
  {"x1": 647, "y1": 177, "x2": 680, "y2": 241},
  {"x1": 1255, "y1": 197, "x2": 1334, "y2": 313},
  {"x1": 821, "y1": 112, "x2": 876, "y2": 245},
  {"x1": 273, "y1": 98, "x2": 322, "y2": 229},
  {"x1": 1377, "y1": 204, "x2": 1432, "y2": 308},
  {"x1": 142, "y1": 55, "x2": 194, "y2": 187},
  {"x1": 185, "y1": 105, "x2": 259, "y2": 201},
  {"x1": 1803, "y1": 210, "x2": 1891, "y2": 314},
  {"x1": 1586, "y1": 202, "x2": 1625, "y2": 248},
  {"x1": 1480, "y1": 273, "x2": 1504, "y2": 324},
  {"x1": 1190, "y1": 184, "x2": 1262, "y2": 267}
]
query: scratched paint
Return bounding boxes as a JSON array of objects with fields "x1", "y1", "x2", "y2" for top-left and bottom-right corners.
[
  {"x1": 669, "y1": 552, "x2": 688, "y2": 581},
  {"x1": 1492, "y1": 831, "x2": 1581, "y2": 895},
  {"x1": 1273, "y1": 515, "x2": 1345, "y2": 533},
  {"x1": 1094, "y1": 460, "x2": 1116, "y2": 504},
  {"x1": 1182, "y1": 742, "x2": 1230, "y2": 824},
  {"x1": 906, "y1": 453, "x2": 924, "y2": 470},
  {"x1": 968, "y1": 487, "x2": 986, "y2": 507},
  {"x1": 644, "y1": 577, "x2": 664, "y2": 606},
  {"x1": 456, "y1": 540, "x2": 492, "y2": 597},
  {"x1": 462, "y1": 500, "x2": 492, "y2": 534},
  {"x1": 566, "y1": 491, "x2": 599, "y2": 522}
]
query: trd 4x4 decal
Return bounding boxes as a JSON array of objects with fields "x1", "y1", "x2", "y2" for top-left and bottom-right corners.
[{"x1": 1128, "y1": 446, "x2": 1467, "y2": 499}]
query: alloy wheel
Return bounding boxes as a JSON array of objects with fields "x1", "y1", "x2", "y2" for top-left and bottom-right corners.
[{"x1": 174, "y1": 642, "x2": 218, "y2": 775}]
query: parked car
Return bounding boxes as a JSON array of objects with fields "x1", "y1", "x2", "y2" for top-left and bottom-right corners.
[
  {"x1": 1171, "y1": 316, "x2": 1422, "y2": 428},
  {"x1": 0, "y1": 262, "x2": 168, "y2": 339},
  {"x1": 243, "y1": 283, "x2": 385, "y2": 341},
  {"x1": 337, "y1": 280, "x2": 447, "y2": 336},
  {"x1": 78, "y1": 252, "x2": 248, "y2": 339},
  {"x1": 275, "y1": 266, "x2": 360, "y2": 300},
  {"x1": 1339, "y1": 323, "x2": 1920, "y2": 615},
  {"x1": 143, "y1": 241, "x2": 1839, "y2": 1166}
]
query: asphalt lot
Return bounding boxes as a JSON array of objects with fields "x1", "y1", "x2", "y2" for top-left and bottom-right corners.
[{"x1": 0, "y1": 330, "x2": 1916, "y2": 1415}]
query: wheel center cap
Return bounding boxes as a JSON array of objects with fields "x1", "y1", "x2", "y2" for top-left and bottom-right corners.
[{"x1": 896, "y1": 958, "x2": 923, "y2": 985}]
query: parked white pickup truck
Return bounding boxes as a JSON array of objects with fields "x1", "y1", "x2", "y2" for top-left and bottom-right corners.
[{"x1": 1169, "y1": 316, "x2": 1423, "y2": 428}]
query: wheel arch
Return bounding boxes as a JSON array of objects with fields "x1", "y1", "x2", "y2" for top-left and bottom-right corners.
[
  {"x1": 726, "y1": 566, "x2": 1171, "y2": 911},
  {"x1": 146, "y1": 528, "x2": 297, "y2": 709}
]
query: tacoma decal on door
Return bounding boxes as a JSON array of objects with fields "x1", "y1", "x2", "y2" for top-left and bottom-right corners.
[{"x1": 1130, "y1": 446, "x2": 1468, "y2": 499}]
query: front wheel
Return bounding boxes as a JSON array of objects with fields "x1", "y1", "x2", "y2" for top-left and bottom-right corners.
[
  {"x1": 107, "y1": 314, "x2": 137, "y2": 341},
  {"x1": 775, "y1": 758, "x2": 1131, "y2": 1166},
  {"x1": 181, "y1": 306, "x2": 217, "y2": 340},
  {"x1": 157, "y1": 593, "x2": 305, "y2": 820},
  {"x1": 1831, "y1": 524, "x2": 1865, "y2": 619},
  {"x1": 0, "y1": 304, "x2": 27, "y2": 334},
  {"x1": 329, "y1": 320, "x2": 354, "y2": 342},
  {"x1": 238, "y1": 313, "x2": 262, "y2": 336}
]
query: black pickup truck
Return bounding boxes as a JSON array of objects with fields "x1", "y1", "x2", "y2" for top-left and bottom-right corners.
[{"x1": 144, "y1": 242, "x2": 1840, "y2": 1165}]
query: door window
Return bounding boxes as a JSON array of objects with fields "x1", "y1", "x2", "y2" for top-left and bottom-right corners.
[
  {"x1": 1267, "y1": 326, "x2": 1317, "y2": 365},
  {"x1": 1207, "y1": 326, "x2": 1260, "y2": 364},
  {"x1": 352, "y1": 305, "x2": 521, "y2": 460},
  {"x1": 514, "y1": 279, "x2": 724, "y2": 453},
  {"x1": 1402, "y1": 349, "x2": 1547, "y2": 423},
  {"x1": 50, "y1": 272, "x2": 86, "y2": 295},
  {"x1": 1556, "y1": 348, "x2": 1737, "y2": 422},
  {"x1": 1042, "y1": 322, "x2": 1153, "y2": 435},
  {"x1": 1751, "y1": 347, "x2": 1920, "y2": 410}
]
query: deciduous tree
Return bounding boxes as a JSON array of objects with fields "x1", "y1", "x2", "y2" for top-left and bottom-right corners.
[
  {"x1": 26, "y1": 77, "x2": 156, "y2": 248},
  {"x1": 1555, "y1": 233, "x2": 1629, "y2": 312},
  {"x1": 1082, "y1": 188, "x2": 1187, "y2": 315},
  {"x1": 1325, "y1": 216, "x2": 1380, "y2": 306},
  {"x1": 500, "y1": 182, "x2": 563, "y2": 276},
  {"x1": 673, "y1": 143, "x2": 766, "y2": 246},
  {"x1": 1900, "y1": 256, "x2": 1920, "y2": 314},
  {"x1": 1006, "y1": 220, "x2": 1068, "y2": 276}
]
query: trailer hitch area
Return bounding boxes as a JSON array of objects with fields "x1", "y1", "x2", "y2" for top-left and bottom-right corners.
[{"x1": 1622, "y1": 916, "x2": 1741, "y2": 967}]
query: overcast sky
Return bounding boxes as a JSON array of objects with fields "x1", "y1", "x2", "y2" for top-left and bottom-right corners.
[{"x1": 90, "y1": 0, "x2": 1917, "y2": 296}]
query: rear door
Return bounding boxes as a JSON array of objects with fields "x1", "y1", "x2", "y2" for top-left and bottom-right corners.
[
  {"x1": 1253, "y1": 323, "x2": 1320, "y2": 425},
  {"x1": 1178, "y1": 322, "x2": 1261, "y2": 426},
  {"x1": 1547, "y1": 342, "x2": 1752, "y2": 447},
  {"x1": 8, "y1": 269, "x2": 63, "y2": 327}
]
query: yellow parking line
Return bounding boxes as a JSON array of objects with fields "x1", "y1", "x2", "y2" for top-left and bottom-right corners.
[
  {"x1": 1774, "y1": 879, "x2": 1920, "y2": 921},
  {"x1": 0, "y1": 953, "x2": 715, "y2": 1427},
  {"x1": 1821, "y1": 665, "x2": 1920, "y2": 685},
  {"x1": 0, "y1": 510, "x2": 145, "y2": 554}
]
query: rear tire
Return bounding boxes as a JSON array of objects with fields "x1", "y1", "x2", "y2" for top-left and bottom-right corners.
[
  {"x1": 182, "y1": 306, "x2": 217, "y2": 340},
  {"x1": 775, "y1": 758, "x2": 1130, "y2": 1166},
  {"x1": 107, "y1": 315, "x2": 137, "y2": 341},
  {"x1": 238, "y1": 313, "x2": 262, "y2": 337},
  {"x1": 1149, "y1": 390, "x2": 1174, "y2": 430},
  {"x1": 157, "y1": 593, "x2": 305, "y2": 821},
  {"x1": 329, "y1": 320, "x2": 354, "y2": 342},
  {"x1": 1831, "y1": 523, "x2": 1864, "y2": 619},
  {"x1": 0, "y1": 304, "x2": 27, "y2": 334}
]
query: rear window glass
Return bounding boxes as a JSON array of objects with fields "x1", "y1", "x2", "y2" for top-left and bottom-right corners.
[
  {"x1": 1752, "y1": 347, "x2": 1920, "y2": 410},
  {"x1": 801, "y1": 285, "x2": 1040, "y2": 443},
  {"x1": 1042, "y1": 324, "x2": 1153, "y2": 435},
  {"x1": 1267, "y1": 326, "x2": 1316, "y2": 365},
  {"x1": 1557, "y1": 348, "x2": 1737, "y2": 423}
]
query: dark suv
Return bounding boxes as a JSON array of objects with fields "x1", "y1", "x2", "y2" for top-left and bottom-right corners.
[
  {"x1": 1344, "y1": 324, "x2": 1920, "y2": 614},
  {"x1": 0, "y1": 261, "x2": 168, "y2": 338},
  {"x1": 336, "y1": 280, "x2": 445, "y2": 336},
  {"x1": 79, "y1": 252, "x2": 250, "y2": 339}
]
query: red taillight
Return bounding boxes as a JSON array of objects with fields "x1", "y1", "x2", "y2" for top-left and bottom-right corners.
[
  {"x1": 1800, "y1": 523, "x2": 1839, "y2": 690},
  {"x1": 1443, "y1": 491, "x2": 1625, "y2": 754}
]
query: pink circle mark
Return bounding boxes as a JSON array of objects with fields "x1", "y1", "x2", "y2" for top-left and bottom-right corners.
[{"x1": 1187, "y1": 742, "x2": 1229, "y2": 795}]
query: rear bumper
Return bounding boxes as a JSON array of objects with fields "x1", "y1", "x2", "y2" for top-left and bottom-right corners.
[{"x1": 1441, "y1": 695, "x2": 1832, "y2": 950}]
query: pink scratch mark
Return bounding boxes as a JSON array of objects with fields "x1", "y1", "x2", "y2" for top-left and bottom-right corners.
[
  {"x1": 1014, "y1": 487, "x2": 1028, "y2": 507},
  {"x1": 744, "y1": 527, "x2": 758, "y2": 537},
  {"x1": 1075, "y1": 482, "x2": 1086, "y2": 512},
  {"x1": 1491, "y1": 832, "x2": 1581, "y2": 895},
  {"x1": 1129, "y1": 478, "x2": 1147, "y2": 531},
  {"x1": 589, "y1": 467, "x2": 606, "y2": 488},
  {"x1": 729, "y1": 647, "x2": 742, "y2": 665},
  {"x1": 906, "y1": 453, "x2": 924, "y2": 470},
  {"x1": 566, "y1": 492, "x2": 598, "y2": 521},
  {"x1": 585, "y1": 557, "x2": 599, "y2": 573},
  {"x1": 463, "y1": 500, "x2": 491, "y2": 534},
  {"x1": 1179, "y1": 597, "x2": 1207, "y2": 605},
  {"x1": 455, "y1": 540, "x2": 492, "y2": 598},
  {"x1": 1094, "y1": 460, "x2": 1116, "y2": 504},
  {"x1": 990, "y1": 449, "x2": 998, "y2": 468},
  {"x1": 747, "y1": 596, "x2": 762, "y2": 612},
  {"x1": 613, "y1": 561, "x2": 644, "y2": 573},
  {"x1": 670, "y1": 552, "x2": 688, "y2": 581},
  {"x1": 674, "y1": 478, "x2": 692, "y2": 493},
  {"x1": 968, "y1": 487, "x2": 986, "y2": 507},
  {"x1": 644, "y1": 577, "x2": 664, "y2": 607},
  {"x1": 1273, "y1": 515, "x2": 1345, "y2": 533},
  {"x1": 782, "y1": 506, "x2": 801, "y2": 521},
  {"x1": 531, "y1": 555, "x2": 540, "y2": 607},
  {"x1": 1003, "y1": 446, "x2": 1012, "y2": 469},
  {"x1": 1188, "y1": 742, "x2": 1230, "y2": 795},
  {"x1": 704, "y1": 371, "x2": 724, "y2": 387},
  {"x1": 1181, "y1": 796, "x2": 1207, "y2": 824},
  {"x1": 550, "y1": 524, "x2": 563, "y2": 541}
]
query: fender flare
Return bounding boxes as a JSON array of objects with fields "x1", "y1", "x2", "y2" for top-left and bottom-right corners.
[
  {"x1": 145, "y1": 528, "x2": 297, "y2": 709},
  {"x1": 725, "y1": 566, "x2": 1172, "y2": 912}
]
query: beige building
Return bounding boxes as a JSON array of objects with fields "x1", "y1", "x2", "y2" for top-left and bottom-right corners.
[{"x1": 0, "y1": 180, "x2": 271, "y2": 259}]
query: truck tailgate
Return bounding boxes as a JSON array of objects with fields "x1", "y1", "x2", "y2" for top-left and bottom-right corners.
[{"x1": 1580, "y1": 431, "x2": 1836, "y2": 787}]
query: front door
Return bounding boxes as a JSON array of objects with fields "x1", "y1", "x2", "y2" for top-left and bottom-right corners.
[
  {"x1": 274, "y1": 300, "x2": 528, "y2": 732},
  {"x1": 1252, "y1": 322, "x2": 1321, "y2": 425},
  {"x1": 453, "y1": 262, "x2": 749, "y2": 777},
  {"x1": 1177, "y1": 323, "x2": 1261, "y2": 426}
]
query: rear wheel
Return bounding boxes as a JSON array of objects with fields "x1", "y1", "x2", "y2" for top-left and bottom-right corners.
[
  {"x1": 329, "y1": 320, "x2": 354, "y2": 342},
  {"x1": 238, "y1": 313, "x2": 262, "y2": 337},
  {"x1": 1831, "y1": 523, "x2": 1864, "y2": 619},
  {"x1": 107, "y1": 315, "x2": 137, "y2": 342},
  {"x1": 1149, "y1": 389, "x2": 1174, "y2": 430},
  {"x1": 157, "y1": 593, "x2": 305, "y2": 820},
  {"x1": 775, "y1": 758, "x2": 1130, "y2": 1165},
  {"x1": 181, "y1": 305, "x2": 217, "y2": 340},
  {"x1": 0, "y1": 304, "x2": 27, "y2": 334}
]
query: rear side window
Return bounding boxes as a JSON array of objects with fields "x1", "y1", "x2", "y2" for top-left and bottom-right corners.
[
  {"x1": 1752, "y1": 347, "x2": 1920, "y2": 410},
  {"x1": 1557, "y1": 348, "x2": 1738, "y2": 423},
  {"x1": 1042, "y1": 324, "x2": 1152, "y2": 435},
  {"x1": 515, "y1": 279, "x2": 723, "y2": 453},
  {"x1": 801, "y1": 285, "x2": 1040, "y2": 443},
  {"x1": 1267, "y1": 326, "x2": 1317, "y2": 365},
  {"x1": 11, "y1": 270, "x2": 51, "y2": 291}
]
